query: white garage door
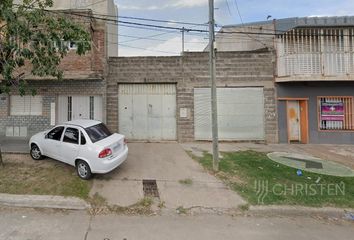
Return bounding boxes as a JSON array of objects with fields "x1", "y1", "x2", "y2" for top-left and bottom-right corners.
[
  {"x1": 194, "y1": 88, "x2": 265, "y2": 140},
  {"x1": 119, "y1": 84, "x2": 176, "y2": 141}
]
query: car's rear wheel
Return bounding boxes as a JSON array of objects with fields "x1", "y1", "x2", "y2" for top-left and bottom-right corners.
[
  {"x1": 76, "y1": 160, "x2": 92, "y2": 180},
  {"x1": 30, "y1": 144, "x2": 43, "y2": 160}
]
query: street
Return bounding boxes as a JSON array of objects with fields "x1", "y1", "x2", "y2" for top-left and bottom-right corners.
[{"x1": 0, "y1": 207, "x2": 353, "y2": 240}]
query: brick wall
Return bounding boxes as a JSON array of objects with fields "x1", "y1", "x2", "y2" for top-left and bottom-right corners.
[
  {"x1": 11, "y1": 12, "x2": 106, "y2": 80},
  {"x1": 107, "y1": 50, "x2": 278, "y2": 143}
]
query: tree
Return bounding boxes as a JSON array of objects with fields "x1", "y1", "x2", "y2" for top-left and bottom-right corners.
[{"x1": 0, "y1": 0, "x2": 91, "y2": 95}]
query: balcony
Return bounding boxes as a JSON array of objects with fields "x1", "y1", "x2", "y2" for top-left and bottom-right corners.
[{"x1": 276, "y1": 27, "x2": 354, "y2": 82}]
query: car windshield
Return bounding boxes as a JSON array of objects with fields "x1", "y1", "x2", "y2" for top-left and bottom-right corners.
[{"x1": 85, "y1": 123, "x2": 113, "y2": 143}]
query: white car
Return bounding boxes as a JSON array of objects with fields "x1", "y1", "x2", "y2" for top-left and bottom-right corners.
[{"x1": 29, "y1": 119, "x2": 128, "y2": 180}]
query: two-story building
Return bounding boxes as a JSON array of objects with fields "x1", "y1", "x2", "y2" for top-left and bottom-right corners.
[
  {"x1": 215, "y1": 16, "x2": 354, "y2": 144},
  {"x1": 0, "y1": 0, "x2": 118, "y2": 138}
]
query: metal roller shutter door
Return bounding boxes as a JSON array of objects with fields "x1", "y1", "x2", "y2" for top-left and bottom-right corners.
[{"x1": 194, "y1": 88, "x2": 265, "y2": 140}]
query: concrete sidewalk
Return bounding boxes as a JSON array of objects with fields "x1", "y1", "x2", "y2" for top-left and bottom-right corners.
[
  {"x1": 90, "y1": 143, "x2": 246, "y2": 210},
  {"x1": 1, "y1": 208, "x2": 354, "y2": 240}
]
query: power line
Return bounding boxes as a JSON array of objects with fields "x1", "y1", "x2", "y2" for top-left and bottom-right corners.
[
  {"x1": 116, "y1": 30, "x2": 351, "y2": 49},
  {"x1": 85, "y1": 12, "x2": 209, "y2": 27},
  {"x1": 117, "y1": 33, "x2": 208, "y2": 44},
  {"x1": 116, "y1": 15, "x2": 207, "y2": 27},
  {"x1": 225, "y1": 0, "x2": 233, "y2": 17},
  {"x1": 114, "y1": 42, "x2": 179, "y2": 55},
  {"x1": 73, "y1": 0, "x2": 107, "y2": 10},
  {"x1": 13, "y1": 4, "x2": 354, "y2": 38},
  {"x1": 62, "y1": 11, "x2": 280, "y2": 36},
  {"x1": 119, "y1": 32, "x2": 177, "y2": 44},
  {"x1": 230, "y1": 0, "x2": 268, "y2": 47},
  {"x1": 233, "y1": 0, "x2": 244, "y2": 24},
  {"x1": 68, "y1": 11, "x2": 354, "y2": 38},
  {"x1": 118, "y1": 23, "x2": 180, "y2": 34}
]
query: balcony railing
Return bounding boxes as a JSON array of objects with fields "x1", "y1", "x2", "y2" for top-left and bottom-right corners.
[{"x1": 276, "y1": 28, "x2": 354, "y2": 80}]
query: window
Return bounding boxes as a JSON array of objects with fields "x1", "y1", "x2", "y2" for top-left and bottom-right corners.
[
  {"x1": 68, "y1": 41, "x2": 77, "y2": 50},
  {"x1": 89, "y1": 96, "x2": 94, "y2": 120},
  {"x1": 68, "y1": 96, "x2": 72, "y2": 121},
  {"x1": 63, "y1": 128, "x2": 79, "y2": 144},
  {"x1": 80, "y1": 131, "x2": 87, "y2": 145},
  {"x1": 53, "y1": 40, "x2": 77, "y2": 50},
  {"x1": 318, "y1": 97, "x2": 354, "y2": 131},
  {"x1": 47, "y1": 126, "x2": 65, "y2": 141},
  {"x1": 10, "y1": 95, "x2": 42, "y2": 116},
  {"x1": 85, "y1": 123, "x2": 112, "y2": 143}
]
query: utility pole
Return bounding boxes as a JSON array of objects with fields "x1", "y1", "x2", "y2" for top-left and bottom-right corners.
[{"x1": 208, "y1": 0, "x2": 219, "y2": 171}]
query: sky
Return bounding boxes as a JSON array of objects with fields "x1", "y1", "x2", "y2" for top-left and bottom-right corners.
[{"x1": 115, "y1": 0, "x2": 354, "y2": 56}]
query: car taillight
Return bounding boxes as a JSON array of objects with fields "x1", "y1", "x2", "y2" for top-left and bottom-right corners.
[
  {"x1": 98, "y1": 148, "x2": 112, "y2": 158},
  {"x1": 124, "y1": 138, "x2": 127, "y2": 145}
]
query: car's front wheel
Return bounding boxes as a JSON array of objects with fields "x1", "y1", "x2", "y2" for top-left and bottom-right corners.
[
  {"x1": 30, "y1": 144, "x2": 44, "y2": 160},
  {"x1": 76, "y1": 160, "x2": 92, "y2": 180}
]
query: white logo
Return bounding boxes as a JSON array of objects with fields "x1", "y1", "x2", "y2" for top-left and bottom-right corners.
[{"x1": 254, "y1": 180, "x2": 269, "y2": 204}]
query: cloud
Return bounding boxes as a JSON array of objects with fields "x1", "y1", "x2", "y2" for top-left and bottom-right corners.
[
  {"x1": 118, "y1": 0, "x2": 220, "y2": 11},
  {"x1": 119, "y1": 36, "x2": 207, "y2": 56},
  {"x1": 172, "y1": 0, "x2": 211, "y2": 8}
]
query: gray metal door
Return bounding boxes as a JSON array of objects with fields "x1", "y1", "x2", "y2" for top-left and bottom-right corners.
[
  {"x1": 194, "y1": 88, "x2": 265, "y2": 140},
  {"x1": 118, "y1": 84, "x2": 177, "y2": 140}
]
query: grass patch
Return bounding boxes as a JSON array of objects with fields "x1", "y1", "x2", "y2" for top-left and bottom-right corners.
[
  {"x1": 238, "y1": 204, "x2": 250, "y2": 211},
  {"x1": 108, "y1": 197, "x2": 154, "y2": 215},
  {"x1": 88, "y1": 192, "x2": 107, "y2": 207},
  {"x1": 178, "y1": 178, "x2": 193, "y2": 186},
  {"x1": 88, "y1": 195, "x2": 155, "y2": 215},
  {"x1": 0, "y1": 162, "x2": 92, "y2": 199},
  {"x1": 193, "y1": 150, "x2": 354, "y2": 208},
  {"x1": 158, "y1": 200, "x2": 166, "y2": 209},
  {"x1": 176, "y1": 206, "x2": 188, "y2": 214}
]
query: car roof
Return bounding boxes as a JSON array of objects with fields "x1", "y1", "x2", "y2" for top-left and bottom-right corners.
[{"x1": 64, "y1": 119, "x2": 102, "y2": 128}]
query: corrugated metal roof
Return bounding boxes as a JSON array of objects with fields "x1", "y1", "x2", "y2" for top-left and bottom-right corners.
[
  {"x1": 222, "y1": 20, "x2": 273, "y2": 28},
  {"x1": 222, "y1": 16, "x2": 354, "y2": 33},
  {"x1": 276, "y1": 16, "x2": 354, "y2": 32}
]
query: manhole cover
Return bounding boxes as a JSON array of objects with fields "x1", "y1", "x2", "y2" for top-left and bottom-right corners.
[
  {"x1": 142, "y1": 180, "x2": 159, "y2": 198},
  {"x1": 267, "y1": 152, "x2": 354, "y2": 177}
]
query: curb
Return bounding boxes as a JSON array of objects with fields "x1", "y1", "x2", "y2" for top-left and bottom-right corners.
[
  {"x1": 1, "y1": 151, "x2": 28, "y2": 154},
  {"x1": 248, "y1": 205, "x2": 354, "y2": 217},
  {"x1": 0, "y1": 193, "x2": 90, "y2": 210}
]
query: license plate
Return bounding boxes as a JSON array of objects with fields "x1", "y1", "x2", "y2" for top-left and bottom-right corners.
[{"x1": 113, "y1": 143, "x2": 120, "y2": 151}]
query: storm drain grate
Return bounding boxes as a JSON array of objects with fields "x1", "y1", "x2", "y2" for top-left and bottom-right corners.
[{"x1": 142, "y1": 180, "x2": 160, "y2": 198}]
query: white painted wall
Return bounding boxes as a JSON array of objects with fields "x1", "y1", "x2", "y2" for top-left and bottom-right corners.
[{"x1": 213, "y1": 23, "x2": 275, "y2": 52}]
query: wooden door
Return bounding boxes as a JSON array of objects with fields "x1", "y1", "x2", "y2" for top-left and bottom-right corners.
[{"x1": 287, "y1": 100, "x2": 301, "y2": 142}]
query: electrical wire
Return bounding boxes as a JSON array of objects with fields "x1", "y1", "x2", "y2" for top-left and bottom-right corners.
[
  {"x1": 115, "y1": 42, "x2": 179, "y2": 54},
  {"x1": 117, "y1": 33, "x2": 208, "y2": 44},
  {"x1": 73, "y1": 0, "x2": 107, "y2": 10},
  {"x1": 225, "y1": 0, "x2": 233, "y2": 17},
  {"x1": 13, "y1": 3, "x2": 354, "y2": 38},
  {"x1": 119, "y1": 31, "x2": 177, "y2": 44}
]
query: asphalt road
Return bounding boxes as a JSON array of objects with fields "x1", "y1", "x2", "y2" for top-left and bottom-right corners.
[{"x1": 0, "y1": 207, "x2": 353, "y2": 240}]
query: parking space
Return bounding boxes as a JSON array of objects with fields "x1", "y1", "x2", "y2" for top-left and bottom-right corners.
[{"x1": 90, "y1": 142, "x2": 245, "y2": 209}]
